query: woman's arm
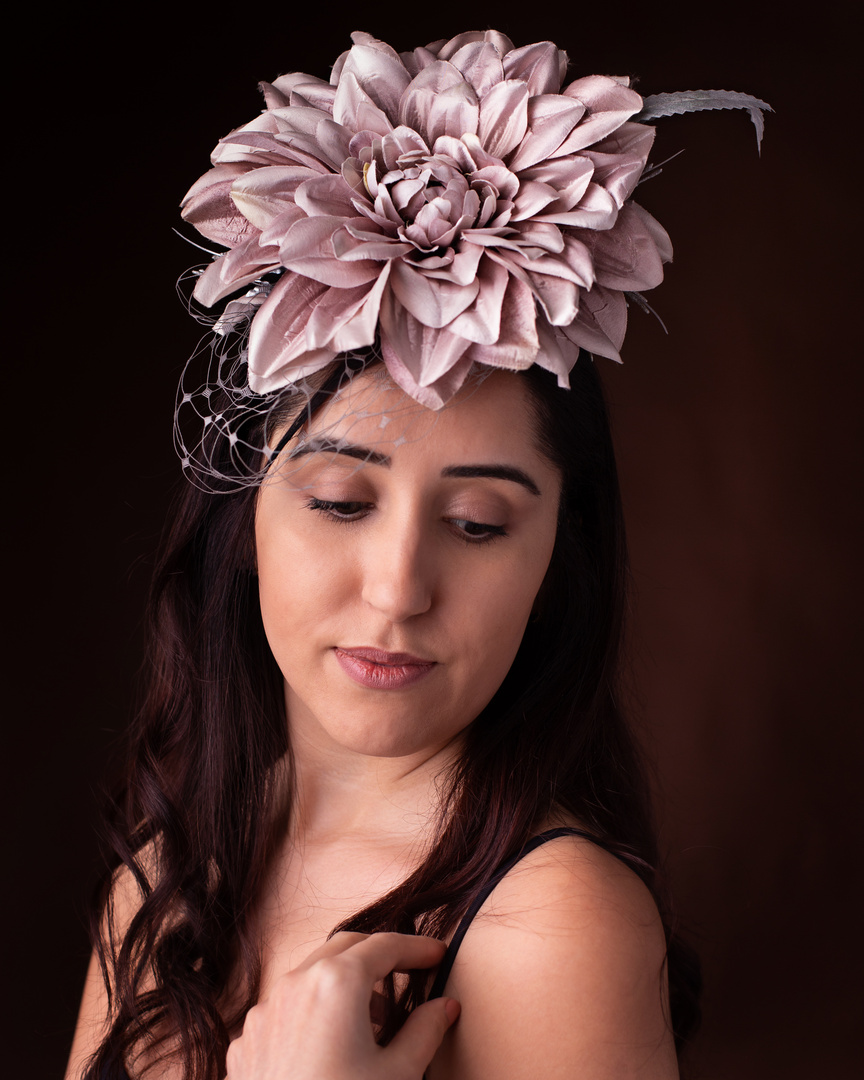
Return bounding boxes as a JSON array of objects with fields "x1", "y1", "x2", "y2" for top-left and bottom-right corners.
[{"x1": 426, "y1": 834, "x2": 678, "y2": 1080}]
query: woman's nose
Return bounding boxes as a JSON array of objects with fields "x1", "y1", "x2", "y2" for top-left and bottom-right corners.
[{"x1": 361, "y1": 516, "x2": 434, "y2": 623}]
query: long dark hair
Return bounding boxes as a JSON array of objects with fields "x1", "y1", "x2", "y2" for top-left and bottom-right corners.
[{"x1": 84, "y1": 354, "x2": 700, "y2": 1079}]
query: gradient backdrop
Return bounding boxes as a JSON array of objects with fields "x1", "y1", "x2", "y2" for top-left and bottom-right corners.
[{"x1": 8, "y1": 4, "x2": 861, "y2": 1077}]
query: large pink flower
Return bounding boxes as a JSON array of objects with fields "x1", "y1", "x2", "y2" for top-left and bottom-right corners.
[{"x1": 181, "y1": 30, "x2": 671, "y2": 408}]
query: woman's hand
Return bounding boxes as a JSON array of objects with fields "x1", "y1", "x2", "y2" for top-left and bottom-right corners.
[{"x1": 225, "y1": 931, "x2": 460, "y2": 1080}]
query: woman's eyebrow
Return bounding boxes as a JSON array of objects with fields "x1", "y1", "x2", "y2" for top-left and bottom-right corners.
[
  {"x1": 289, "y1": 440, "x2": 541, "y2": 495},
  {"x1": 289, "y1": 437, "x2": 391, "y2": 466},
  {"x1": 441, "y1": 464, "x2": 541, "y2": 497}
]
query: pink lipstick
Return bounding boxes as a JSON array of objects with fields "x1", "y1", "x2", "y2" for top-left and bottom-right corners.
[{"x1": 334, "y1": 647, "x2": 436, "y2": 690}]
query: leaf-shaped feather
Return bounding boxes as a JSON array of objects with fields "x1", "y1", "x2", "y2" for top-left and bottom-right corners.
[{"x1": 634, "y1": 90, "x2": 772, "y2": 152}]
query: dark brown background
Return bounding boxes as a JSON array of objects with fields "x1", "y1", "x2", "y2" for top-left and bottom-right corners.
[{"x1": 8, "y1": 3, "x2": 861, "y2": 1077}]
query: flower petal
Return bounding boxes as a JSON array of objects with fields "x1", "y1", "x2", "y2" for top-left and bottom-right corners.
[
  {"x1": 247, "y1": 273, "x2": 337, "y2": 392},
  {"x1": 305, "y1": 263, "x2": 391, "y2": 351},
  {"x1": 229, "y1": 166, "x2": 321, "y2": 230},
  {"x1": 559, "y1": 75, "x2": 643, "y2": 153},
  {"x1": 448, "y1": 257, "x2": 510, "y2": 344},
  {"x1": 269, "y1": 72, "x2": 336, "y2": 112},
  {"x1": 560, "y1": 285, "x2": 627, "y2": 360},
  {"x1": 398, "y1": 60, "x2": 466, "y2": 143},
  {"x1": 518, "y1": 155, "x2": 595, "y2": 213},
  {"x1": 478, "y1": 80, "x2": 529, "y2": 159},
  {"x1": 447, "y1": 41, "x2": 506, "y2": 97},
  {"x1": 533, "y1": 182, "x2": 618, "y2": 229},
  {"x1": 464, "y1": 276, "x2": 539, "y2": 370},
  {"x1": 341, "y1": 42, "x2": 412, "y2": 122},
  {"x1": 502, "y1": 41, "x2": 567, "y2": 95},
  {"x1": 535, "y1": 317, "x2": 581, "y2": 387},
  {"x1": 279, "y1": 216, "x2": 382, "y2": 286},
  {"x1": 192, "y1": 235, "x2": 281, "y2": 306},
  {"x1": 333, "y1": 71, "x2": 393, "y2": 136},
  {"x1": 181, "y1": 163, "x2": 258, "y2": 246},
  {"x1": 426, "y1": 81, "x2": 480, "y2": 144},
  {"x1": 294, "y1": 173, "x2": 358, "y2": 218},
  {"x1": 379, "y1": 290, "x2": 473, "y2": 392},
  {"x1": 390, "y1": 259, "x2": 479, "y2": 328},
  {"x1": 578, "y1": 202, "x2": 669, "y2": 291},
  {"x1": 434, "y1": 30, "x2": 515, "y2": 61}
]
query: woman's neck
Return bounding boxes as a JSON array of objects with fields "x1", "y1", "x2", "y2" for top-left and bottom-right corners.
[{"x1": 285, "y1": 712, "x2": 461, "y2": 851}]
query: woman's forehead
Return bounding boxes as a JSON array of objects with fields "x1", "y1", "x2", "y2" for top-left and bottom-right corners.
[{"x1": 301, "y1": 367, "x2": 541, "y2": 462}]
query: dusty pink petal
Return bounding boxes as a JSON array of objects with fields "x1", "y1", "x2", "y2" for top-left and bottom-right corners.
[
  {"x1": 218, "y1": 129, "x2": 321, "y2": 170},
  {"x1": 429, "y1": 134, "x2": 478, "y2": 174},
  {"x1": 582, "y1": 202, "x2": 668, "y2": 291},
  {"x1": 434, "y1": 30, "x2": 515, "y2": 61},
  {"x1": 426, "y1": 81, "x2": 480, "y2": 144},
  {"x1": 502, "y1": 41, "x2": 567, "y2": 95},
  {"x1": 478, "y1": 80, "x2": 529, "y2": 159},
  {"x1": 192, "y1": 236, "x2": 281, "y2": 307},
  {"x1": 181, "y1": 163, "x2": 258, "y2": 246},
  {"x1": 505, "y1": 240, "x2": 593, "y2": 287},
  {"x1": 398, "y1": 60, "x2": 466, "y2": 143},
  {"x1": 229, "y1": 166, "x2": 321, "y2": 230},
  {"x1": 381, "y1": 342, "x2": 475, "y2": 410},
  {"x1": 390, "y1": 259, "x2": 479, "y2": 328},
  {"x1": 333, "y1": 227, "x2": 411, "y2": 262},
  {"x1": 507, "y1": 95, "x2": 587, "y2": 172},
  {"x1": 630, "y1": 200, "x2": 673, "y2": 262},
  {"x1": 379, "y1": 290, "x2": 472, "y2": 388},
  {"x1": 561, "y1": 285, "x2": 627, "y2": 361},
  {"x1": 420, "y1": 242, "x2": 484, "y2": 286},
  {"x1": 273, "y1": 116, "x2": 353, "y2": 172},
  {"x1": 463, "y1": 276, "x2": 539, "y2": 370},
  {"x1": 582, "y1": 150, "x2": 650, "y2": 209},
  {"x1": 508, "y1": 220, "x2": 565, "y2": 254},
  {"x1": 333, "y1": 71, "x2": 393, "y2": 136},
  {"x1": 448, "y1": 258, "x2": 510, "y2": 344},
  {"x1": 247, "y1": 273, "x2": 336, "y2": 391},
  {"x1": 294, "y1": 173, "x2": 357, "y2": 219},
  {"x1": 279, "y1": 216, "x2": 381, "y2": 287},
  {"x1": 258, "y1": 205, "x2": 307, "y2": 247},
  {"x1": 559, "y1": 76, "x2": 643, "y2": 153},
  {"x1": 211, "y1": 112, "x2": 283, "y2": 165},
  {"x1": 471, "y1": 162, "x2": 519, "y2": 202},
  {"x1": 518, "y1": 155, "x2": 594, "y2": 214},
  {"x1": 305, "y1": 264, "x2": 391, "y2": 351},
  {"x1": 340, "y1": 43, "x2": 412, "y2": 122},
  {"x1": 447, "y1": 41, "x2": 505, "y2": 97},
  {"x1": 534, "y1": 182, "x2": 618, "y2": 229},
  {"x1": 269, "y1": 72, "x2": 336, "y2": 112},
  {"x1": 511, "y1": 180, "x2": 560, "y2": 221},
  {"x1": 535, "y1": 317, "x2": 581, "y2": 387},
  {"x1": 525, "y1": 271, "x2": 579, "y2": 325},
  {"x1": 377, "y1": 126, "x2": 429, "y2": 169}
]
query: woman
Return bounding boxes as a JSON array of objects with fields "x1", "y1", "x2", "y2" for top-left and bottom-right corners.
[{"x1": 67, "y1": 29, "x2": 765, "y2": 1079}]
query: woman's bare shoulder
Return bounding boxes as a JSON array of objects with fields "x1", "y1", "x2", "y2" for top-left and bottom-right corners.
[
  {"x1": 427, "y1": 833, "x2": 678, "y2": 1080},
  {"x1": 65, "y1": 844, "x2": 173, "y2": 1080}
]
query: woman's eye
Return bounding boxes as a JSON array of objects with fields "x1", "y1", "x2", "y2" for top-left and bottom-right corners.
[
  {"x1": 449, "y1": 518, "x2": 508, "y2": 544},
  {"x1": 304, "y1": 497, "x2": 369, "y2": 522}
]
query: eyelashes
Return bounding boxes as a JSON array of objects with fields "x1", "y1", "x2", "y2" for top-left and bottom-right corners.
[{"x1": 303, "y1": 497, "x2": 508, "y2": 545}]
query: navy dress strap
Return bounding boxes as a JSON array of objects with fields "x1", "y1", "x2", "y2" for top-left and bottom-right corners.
[{"x1": 426, "y1": 826, "x2": 627, "y2": 1001}]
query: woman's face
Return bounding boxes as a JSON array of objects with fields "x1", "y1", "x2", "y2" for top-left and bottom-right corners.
[{"x1": 255, "y1": 369, "x2": 562, "y2": 761}]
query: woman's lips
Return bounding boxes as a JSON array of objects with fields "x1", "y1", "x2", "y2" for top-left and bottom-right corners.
[{"x1": 334, "y1": 647, "x2": 436, "y2": 690}]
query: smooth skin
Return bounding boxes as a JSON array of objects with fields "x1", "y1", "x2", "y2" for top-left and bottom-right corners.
[{"x1": 67, "y1": 371, "x2": 677, "y2": 1079}]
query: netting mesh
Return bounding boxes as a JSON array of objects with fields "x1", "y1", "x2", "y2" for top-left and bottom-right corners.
[{"x1": 173, "y1": 270, "x2": 469, "y2": 493}]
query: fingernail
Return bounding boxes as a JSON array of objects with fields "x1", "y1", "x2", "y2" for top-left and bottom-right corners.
[{"x1": 444, "y1": 997, "x2": 461, "y2": 1024}]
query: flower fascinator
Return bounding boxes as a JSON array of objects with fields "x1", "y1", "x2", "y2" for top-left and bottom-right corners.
[{"x1": 177, "y1": 30, "x2": 769, "y2": 483}]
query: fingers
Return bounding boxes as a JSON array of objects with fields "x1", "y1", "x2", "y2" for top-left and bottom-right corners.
[
  {"x1": 348, "y1": 932, "x2": 448, "y2": 984},
  {"x1": 387, "y1": 997, "x2": 461, "y2": 1072},
  {"x1": 293, "y1": 931, "x2": 371, "y2": 972}
]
